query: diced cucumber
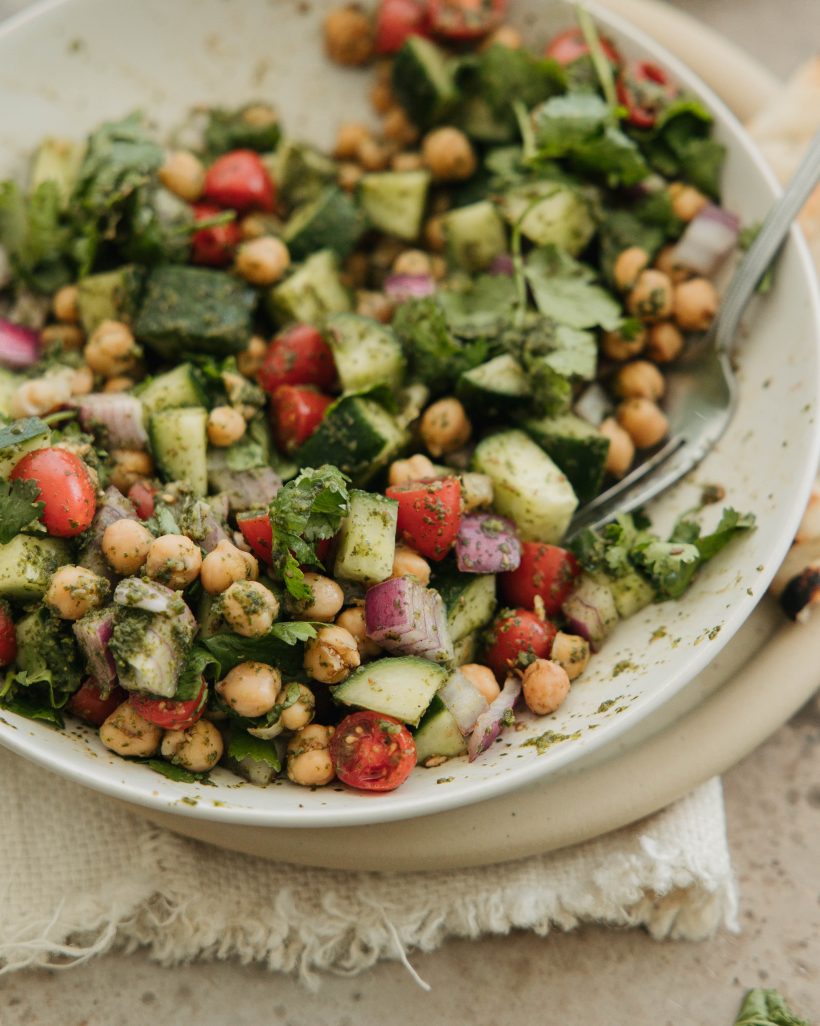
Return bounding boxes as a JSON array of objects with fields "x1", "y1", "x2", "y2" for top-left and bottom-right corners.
[
  {"x1": 325, "y1": 313, "x2": 405, "y2": 393},
  {"x1": 284, "y1": 187, "x2": 366, "y2": 262},
  {"x1": 136, "y1": 363, "x2": 207, "y2": 415},
  {"x1": 274, "y1": 138, "x2": 337, "y2": 209},
  {"x1": 606, "y1": 569, "x2": 655, "y2": 618},
  {"x1": 442, "y1": 201, "x2": 507, "y2": 272},
  {"x1": 29, "y1": 137, "x2": 84, "y2": 206},
  {"x1": 499, "y1": 182, "x2": 596, "y2": 255},
  {"x1": 457, "y1": 354, "x2": 529, "y2": 413},
  {"x1": 331, "y1": 655, "x2": 447, "y2": 726},
  {"x1": 358, "y1": 170, "x2": 431, "y2": 241},
  {"x1": 0, "y1": 416, "x2": 51, "y2": 477},
  {"x1": 391, "y1": 36, "x2": 458, "y2": 127},
  {"x1": 77, "y1": 266, "x2": 145, "y2": 334},
  {"x1": 334, "y1": 490, "x2": 398, "y2": 585},
  {"x1": 267, "y1": 249, "x2": 352, "y2": 325},
  {"x1": 472, "y1": 429, "x2": 578, "y2": 543},
  {"x1": 0, "y1": 535, "x2": 70, "y2": 600},
  {"x1": 148, "y1": 406, "x2": 208, "y2": 496},
  {"x1": 452, "y1": 630, "x2": 480, "y2": 665},
  {"x1": 521, "y1": 412, "x2": 609, "y2": 504},
  {"x1": 432, "y1": 570, "x2": 496, "y2": 642},
  {"x1": 414, "y1": 695, "x2": 467, "y2": 764}
]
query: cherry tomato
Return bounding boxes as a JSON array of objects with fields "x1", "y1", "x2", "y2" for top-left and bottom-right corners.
[
  {"x1": 127, "y1": 480, "x2": 157, "y2": 520},
  {"x1": 10, "y1": 447, "x2": 96, "y2": 538},
  {"x1": 330, "y1": 710, "x2": 416, "y2": 792},
  {"x1": 270, "y1": 385, "x2": 332, "y2": 454},
  {"x1": 385, "y1": 476, "x2": 461, "y2": 561},
  {"x1": 544, "y1": 27, "x2": 620, "y2": 66},
  {"x1": 616, "y1": 61, "x2": 677, "y2": 129},
  {"x1": 257, "y1": 324, "x2": 338, "y2": 395},
  {"x1": 499, "y1": 542, "x2": 580, "y2": 616},
  {"x1": 376, "y1": 0, "x2": 431, "y2": 53},
  {"x1": 483, "y1": 608, "x2": 557, "y2": 680},
  {"x1": 203, "y1": 149, "x2": 276, "y2": 213},
  {"x1": 0, "y1": 601, "x2": 17, "y2": 667},
  {"x1": 428, "y1": 0, "x2": 505, "y2": 40},
  {"x1": 237, "y1": 511, "x2": 274, "y2": 565},
  {"x1": 130, "y1": 679, "x2": 208, "y2": 731},
  {"x1": 68, "y1": 678, "x2": 127, "y2": 727},
  {"x1": 190, "y1": 202, "x2": 242, "y2": 266}
]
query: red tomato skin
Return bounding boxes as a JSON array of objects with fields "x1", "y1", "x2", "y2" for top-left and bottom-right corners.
[
  {"x1": 203, "y1": 150, "x2": 276, "y2": 213},
  {"x1": 10, "y1": 447, "x2": 96, "y2": 538},
  {"x1": 237, "y1": 511, "x2": 274, "y2": 565},
  {"x1": 257, "y1": 324, "x2": 337, "y2": 394},
  {"x1": 127, "y1": 480, "x2": 157, "y2": 520},
  {"x1": 385, "y1": 476, "x2": 462, "y2": 561},
  {"x1": 483, "y1": 609, "x2": 557, "y2": 680},
  {"x1": 0, "y1": 602, "x2": 17, "y2": 667},
  {"x1": 499, "y1": 543, "x2": 580, "y2": 616},
  {"x1": 270, "y1": 385, "x2": 332, "y2": 453},
  {"x1": 68, "y1": 678, "x2": 127, "y2": 727},
  {"x1": 616, "y1": 61, "x2": 676, "y2": 129},
  {"x1": 376, "y1": 0, "x2": 431, "y2": 53},
  {"x1": 428, "y1": 0, "x2": 506, "y2": 40},
  {"x1": 190, "y1": 202, "x2": 242, "y2": 266},
  {"x1": 130, "y1": 679, "x2": 208, "y2": 731},
  {"x1": 544, "y1": 27, "x2": 620, "y2": 66},
  {"x1": 330, "y1": 711, "x2": 416, "y2": 792}
]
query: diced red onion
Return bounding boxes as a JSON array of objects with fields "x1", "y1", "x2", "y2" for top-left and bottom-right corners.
[
  {"x1": 467, "y1": 675, "x2": 521, "y2": 762},
  {"x1": 439, "y1": 669, "x2": 489, "y2": 735},
  {"x1": 113, "y1": 599, "x2": 196, "y2": 698},
  {"x1": 114, "y1": 577, "x2": 179, "y2": 615},
  {"x1": 72, "y1": 608, "x2": 118, "y2": 695},
  {"x1": 79, "y1": 487, "x2": 136, "y2": 582},
  {"x1": 413, "y1": 587, "x2": 455, "y2": 664},
  {"x1": 384, "y1": 274, "x2": 436, "y2": 301},
  {"x1": 574, "y1": 383, "x2": 612, "y2": 426},
  {"x1": 365, "y1": 577, "x2": 453, "y2": 663},
  {"x1": 456, "y1": 513, "x2": 521, "y2": 573},
  {"x1": 0, "y1": 318, "x2": 40, "y2": 369},
  {"x1": 671, "y1": 204, "x2": 740, "y2": 277},
  {"x1": 207, "y1": 452, "x2": 282, "y2": 512},
  {"x1": 488, "y1": 254, "x2": 515, "y2": 277},
  {"x1": 73, "y1": 393, "x2": 148, "y2": 450},
  {"x1": 561, "y1": 573, "x2": 619, "y2": 652}
]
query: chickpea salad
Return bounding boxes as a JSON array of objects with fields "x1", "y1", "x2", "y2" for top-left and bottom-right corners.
[{"x1": 0, "y1": 1, "x2": 756, "y2": 793}]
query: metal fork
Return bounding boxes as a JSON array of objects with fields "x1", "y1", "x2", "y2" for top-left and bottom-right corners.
[{"x1": 567, "y1": 129, "x2": 820, "y2": 538}]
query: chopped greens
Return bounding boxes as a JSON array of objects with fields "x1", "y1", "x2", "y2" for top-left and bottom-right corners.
[{"x1": 0, "y1": 478, "x2": 45, "y2": 544}]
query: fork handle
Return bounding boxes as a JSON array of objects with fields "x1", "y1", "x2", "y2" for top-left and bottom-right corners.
[{"x1": 716, "y1": 128, "x2": 820, "y2": 349}]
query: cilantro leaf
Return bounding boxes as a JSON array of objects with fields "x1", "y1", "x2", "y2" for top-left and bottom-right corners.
[
  {"x1": 598, "y1": 193, "x2": 682, "y2": 285},
  {"x1": 635, "y1": 97, "x2": 725, "y2": 197},
  {"x1": 0, "y1": 478, "x2": 45, "y2": 544},
  {"x1": 392, "y1": 297, "x2": 488, "y2": 394},
  {"x1": 733, "y1": 988, "x2": 810, "y2": 1026},
  {"x1": 226, "y1": 729, "x2": 281, "y2": 773},
  {"x1": 525, "y1": 246, "x2": 622, "y2": 331},
  {"x1": 145, "y1": 759, "x2": 212, "y2": 784},
  {"x1": 203, "y1": 104, "x2": 281, "y2": 157},
  {"x1": 202, "y1": 621, "x2": 320, "y2": 678},
  {"x1": 632, "y1": 539, "x2": 701, "y2": 600},
  {"x1": 173, "y1": 645, "x2": 219, "y2": 702},
  {"x1": 436, "y1": 274, "x2": 519, "y2": 337},
  {"x1": 694, "y1": 507, "x2": 756, "y2": 560},
  {"x1": 0, "y1": 180, "x2": 72, "y2": 293}
]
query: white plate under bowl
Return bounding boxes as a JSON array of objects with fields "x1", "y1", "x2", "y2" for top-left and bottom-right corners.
[{"x1": 0, "y1": 0, "x2": 818, "y2": 829}]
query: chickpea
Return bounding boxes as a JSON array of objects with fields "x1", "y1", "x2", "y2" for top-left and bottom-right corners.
[
  {"x1": 355, "y1": 289, "x2": 394, "y2": 323},
  {"x1": 41, "y1": 323, "x2": 84, "y2": 350},
  {"x1": 627, "y1": 270, "x2": 674, "y2": 323},
  {"x1": 217, "y1": 661, "x2": 282, "y2": 719},
  {"x1": 337, "y1": 161, "x2": 365, "y2": 193},
  {"x1": 158, "y1": 150, "x2": 205, "y2": 202},
  {"x1": 646, "y1": 321, "x2": 684, "y2": 363},
  {"x1": 279, "y1": 683, "x2": 316, "y2": 731},
  {"x1": 393, "y1": 248, "x2": 432, "y2": 277},
  {"x1": 420, "y1": 397, "x2": 471, "y2": 457},
  {"x1": 668, "y1": 182, "x2": 707, "y2": 222},
  {"x1": 207, "y1": 405, "x2": 247, "y2": 448},
  {"x1": 430, "y1": 255, "x2": 447, "y2": 281},
  {"x1": 323, "y1": 4, "x2": 375, "y2": 66},
  {"x1": 391, "y1": 545, "x2": 431, "y2": 585},
  {"x1": 614, "y1": 360, "x2": 666, "y2": 401},
  {"x1": 334, "y1": 121, "x2": 371, "y2": 160},
  {"x1": 235, "y1": 236, "x2": 291, "y2": 286},
  {"x1": 654, "y1": 244, "x2": 690, "y2": 284},
  {"x1": 422, "y1": 127, "x2": 477, "y2": 181},
  {"x1": 145, "y1": 534, "x2": 202, "y2": 590},
  {"x1": 550, "y1": 632, "x2": 590, "y2": 681},
  {"x1": 103, "y1": 375, "x2": 136, "y2": 393},
  {"x1": 357, "y1": 137, "x2": 392, "y2": 172},
  {"x1": 370, "y1": 79, "x2": 395, "y2": 114},
  {"x1": 241, "y1": 103, "x2": 278, "y2": 128},
  {"x1": 424, "y1": 215, "x2": 446, "y2": 253},
  {"x1": 100, "y1": 700, "x2": 162, "y2": 758},
  {"x1": 45, "y1": 565, "x2": 109, "y2": 620},
  {"x1": 383, "y1": 107, "x2": 418, "y2": 147},
  {"x1": 616, "y1": 398, "x2": 669, "y2": 449},
  {"x1": 237, "y1": 335, "x2": 268, "y2": 379},
  {"x1": 201, "y1": 538, "x2": 258, "y2": 595},
  {"x1": 220, "y1": 580, "x2": 279, "y2": 638},
  {"x1": 68, "y1": 365, "x2": 94, "y2": 397},
  {"x1": 522, "y1": 658, "x2": 571, "y2": 715},
  {"x1": 109, "y1": 448, "x2": 154, "y2": 493},
  {"x1": 613, "y1": 246, "x2": 649, "y2": 292},
  {"x1": 287, "y1": 724, "x2": 336, "y2": 786},
  {"x1": 599, "y1": 416, "x2": 635, "y2": 479},
  {"x1": 84, "y1": 320, "x2": 139, "y2": 377},
  {"x1": 335, "y1": 605, "x2": 381, "y2": 660},
  {"x1": 460, "y1": 663, "x2": 500, "y2": 704},
  {"x1": 480, "y1": 24, "x2": 522, "y2": 49},
  {"x1": 102, "y1": 518, "x2": 153, "y2": 575},
  {"x1": 52, "y1": 284, "x2": 80, "y2": 323},
  {"x1": 388, "y1": 454, "x2": 436, "y2": 488},
  {"x1": 601, "y1": 325, "x2": 646, "y2": 362},
  {"x1": 161, "y1": 719, "x2": 224, "y2": 773},
  {"x1": 239, "y1": 213, "x2": 280, "y2": 240},
  {"x1": 289, "y1": 572, "x2": 344, "y2": 622},
  {"x1": 304, "y1": 625, "x2": 360, "y2": 684},
  {"x1": 11, "y1": 376, "x2": 71, "y2": 418},
  {"x1": 391, "y1": 151, "x2": 424, "y2": 173},
  {"x1": 673, "y1": 277, "x2": 718, "y2": 332}
]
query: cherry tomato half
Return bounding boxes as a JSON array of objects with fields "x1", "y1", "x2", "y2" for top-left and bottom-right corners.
[
  {"x1": 616, "y1": 61, "x2": 677, "y2": 129},
  {"x1": 190, "y1": 202, "x2": 242, "y2": 266},
  {"x1": 203, "y1": 149, "x2": 276, "y2": 213},
  {"x1": 127, "y1": 480, "x2": 157, "y2": 520},
  {"x1": 0, "y1": 601, "x2": 17, "y2": 667},
  {"x1": 376, "y1": 0, "x2": 431, "y2": 54},
  {"x1": 68, "y1": 678, "x2": 127, "y2": 727},
  {"x1": 10, "y1": 447, "x2": 96, "y2": 538},
  {"x1": 130, "y1": 679, "x2": 208, "y2": 731},
  {"x1": 270, "y1": 385, "x2": 332, "y2": 454},
  {"x1": 499, "y1": 542, "x2": 580, "y2": 616},
  {"x1": 428, "y1": 0, "x2": 506, "y2": 40},
  {"x1": 385, "y1": 476, "x2": 462, "y2": 561},
  {"x1": 257, "y1": 324, "x2": 338, "y2": 395},
  {"x1": 237, "y1": 510, "x2": 274, "y2": 565},
  {"x1": 544, "y1": 27, "x2": 620, "y2": 66},
  {"x1": 483, "y1": 608, "x2": 557, "y2": 680},
  {"x1": 330, "y1": 710, "x2": 416, "y2": 792}
]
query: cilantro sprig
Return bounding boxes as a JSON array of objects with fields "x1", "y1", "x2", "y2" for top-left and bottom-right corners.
[{"x1": 0, "y1": 478, "x2": 44, "y2": 544}]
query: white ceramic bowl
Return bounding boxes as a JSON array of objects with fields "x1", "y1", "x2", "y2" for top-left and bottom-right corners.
[{"x1": 0, "y1": 0, "x2": 818, "y2": 828}]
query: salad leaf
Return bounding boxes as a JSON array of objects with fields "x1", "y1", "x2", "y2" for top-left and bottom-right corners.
[
  {"x1": 226, "y1": 729, "x2": 282, "y2": 773},
  {"x1": 570, "y1": 125, "x2": 650, "y2": 188},
  {"x1": 0, "y1": 478, "x2": 45, "y2": 544},
  {"x1": 436, "y1": 274, "x2": 519, "y2": 337},
  {"x1": 631, "y1": 539, "x2": 701, "y2": 600},
  {"x1": 202, "y1": 621, "x2": 320, "y2": 679},
  {"x1": 12, "y1": 607, "x2": 85, "y2": 702},
  {"x1": 598, "y1": 193, "x2": 682, "y2": 285},
  {"x1": 635, "y1": 96, "x2": 725, "y2": 197},
  {"x1": 145, "y1": 759, "x2": 212, "y2": 784},
  {"x1": 392, "y1": 297, "x2": 488, "y2": 393},
  {"x1": 173, "y1": 645, "x2": 219, "y2": 702},
  {"x1": 0, "y1": 180, "x2": 72, "y2": 293},
  {"x1": 203, "y1": 104, "x2": 281, "y2": 157},
  {"x1": 733, "y1": 988, "x2": 810, "y2": 1026},
  {"x1": 0, "y1": 686, "x2": 64, "y2": 728},
  {"x1": 525, "y1": 246, "x2": 622, "y2": 331}
]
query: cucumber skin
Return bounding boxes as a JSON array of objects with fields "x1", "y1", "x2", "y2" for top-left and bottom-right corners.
[
  {"x1": 284, "y1": 187, "x2": 367, "y2": 262},
  {"x1": 522, "y1": 413, "x2": 609, "y2": 504},
  {"x1": 148, "y1": 406, "x2": 209, "y2": 497},
  {"x1": 331, "y1": 656, "x2": 448, "y2": 726},
  {"x1": 0, "y1": 536, "x2": 71, "y2": 600},
  {"x1": 414, "y1": 695, "x2": 467, "y2": 764}
]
